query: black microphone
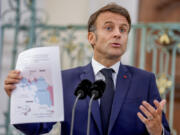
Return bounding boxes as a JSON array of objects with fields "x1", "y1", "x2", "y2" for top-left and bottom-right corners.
[
  {"x1": 70, "y1": 79, "x2": 92, "y2": 135},
  {"x1": 88, "y1": 80, "x2": 106, "y2": 100},
  {"x1": 74, "y1": 79, "x2": 92, "y2": 99},
  {"x1": 86, "y1": 80, "x2": 106, "y2": 135}
]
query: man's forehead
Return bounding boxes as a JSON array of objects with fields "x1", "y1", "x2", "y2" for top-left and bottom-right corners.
[
  {"x1": 96, "y1": 11, "x2": 129, "y2": 25},
  {"x1": 104, "y1": 21, "x2": 128, "y2": 27}
]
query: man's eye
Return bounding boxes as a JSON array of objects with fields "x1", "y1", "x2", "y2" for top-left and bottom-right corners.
[
  {"x1": 105, "y1": 26, "x2": 112, "y2": 31},
  {"x1": 120, "y1": 28, "x2": 127, "y2": 33}
]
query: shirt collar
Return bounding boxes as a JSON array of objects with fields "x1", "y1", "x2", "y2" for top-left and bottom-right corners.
[{"x1": 91, "y1": 57, "x2": 120, "y2": 75}]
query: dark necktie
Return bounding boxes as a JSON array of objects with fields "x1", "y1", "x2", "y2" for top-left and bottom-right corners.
[{"x1": 100, "y1": 68, "x2": 115, "y2": 135}]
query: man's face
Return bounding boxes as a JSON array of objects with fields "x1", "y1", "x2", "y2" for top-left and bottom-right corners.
[{"x1": 88, "y1": 11, "x2": 129, "y2": 63}]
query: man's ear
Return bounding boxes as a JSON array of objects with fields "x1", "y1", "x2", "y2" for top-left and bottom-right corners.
[{"x1": 88, "y1": 32, "x2": 96, "y2": 47}]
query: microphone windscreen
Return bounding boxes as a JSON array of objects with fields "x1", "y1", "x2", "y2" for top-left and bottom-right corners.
[
  {"x1": 93, "y1": 80, "x2": 106, "y2": 93},
  {"x1": 89, "y1": 80, "x2": 106, "y2": 100},
  {"x1": 74, "y1": 79, "x2": 92, "y2": 99}
]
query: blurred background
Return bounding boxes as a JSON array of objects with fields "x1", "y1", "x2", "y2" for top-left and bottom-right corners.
[{"x1": 0, "y1": 0, "x2": 180, "y2": 134}]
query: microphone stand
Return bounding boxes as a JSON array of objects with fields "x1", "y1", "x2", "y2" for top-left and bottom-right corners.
[
  {"x1": 70, "y1": 93, "x2": 81, "y2": 135},
  {"x1": 86, "y1": 80, "x2": 105, "y2": 135},
  {"x1": 86, "y1": 94, "x2": 95, "y2": 135}
]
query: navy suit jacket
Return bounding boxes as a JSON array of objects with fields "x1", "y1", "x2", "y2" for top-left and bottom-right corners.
[{"x1": 15, "y1": 63, "x2": 170, "y2": 135}]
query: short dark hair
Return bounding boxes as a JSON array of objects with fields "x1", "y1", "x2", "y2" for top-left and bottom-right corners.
[{"x1": 88, "y1": 3, "x2": 131, "y2": 32}]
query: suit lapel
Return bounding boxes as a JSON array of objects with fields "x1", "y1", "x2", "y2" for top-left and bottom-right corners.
[
  {"x1": 108, "y1": 64, "x2": 132, "y2": 135},
  {"x1": 80, "y1": 63, "x2": 103, "y2": 135}
]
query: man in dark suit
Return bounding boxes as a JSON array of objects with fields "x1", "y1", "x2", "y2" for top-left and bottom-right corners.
[{"x1": 4, "y1": 3, "x2": 170, "y2": 135}]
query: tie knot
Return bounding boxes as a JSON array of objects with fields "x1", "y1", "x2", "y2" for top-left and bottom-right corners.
[{"x1": 100, "y1": 68, "x2": 114, "y2": 79}]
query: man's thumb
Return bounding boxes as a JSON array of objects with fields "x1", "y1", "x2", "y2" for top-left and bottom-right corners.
[{"x1": 160, "y1": 99, "x2": 166, "y2": 110}]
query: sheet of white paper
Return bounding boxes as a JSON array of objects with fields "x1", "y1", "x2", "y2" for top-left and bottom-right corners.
[{"x1": 10, "y1": 46, "x2": 64, "y2": 124}]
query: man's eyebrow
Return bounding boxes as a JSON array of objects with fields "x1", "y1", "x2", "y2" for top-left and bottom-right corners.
[
  {"x1": 104, "y1": 21, "x2": 113, "y2": 25},
  {"x1": 104, "y1": 22, "x2": 129, "y2": 28},
  {"x1": 120, "y1": 24, "x2": 129, "y2": 28}
]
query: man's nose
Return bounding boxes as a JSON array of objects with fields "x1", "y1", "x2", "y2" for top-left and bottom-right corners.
[{"x1": 113, "y1": 28, "x2": 121, "y2": 38}]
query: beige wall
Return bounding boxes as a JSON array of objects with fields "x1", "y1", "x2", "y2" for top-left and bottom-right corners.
[
  {"x1": 44, "y1": 0, "x2": 139, "y2": 25},
  {"x1": 44, "y1": 0, "x2": 89, "y2": 25}
]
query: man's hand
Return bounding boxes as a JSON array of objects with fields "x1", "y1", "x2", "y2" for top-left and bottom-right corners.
[
  {"x1": 137, "y1": 99, "x2": 166, "y2": 135},
  {"x1": 4, "y1": 70, "x2": 22, "y2": 96}
]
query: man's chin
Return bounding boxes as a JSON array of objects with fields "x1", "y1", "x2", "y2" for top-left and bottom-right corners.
[
  {"x1": 107, "y1": 54, "x2": 122, "y2": 60},
  {"x1": 109, "y1": 51, "x2": 125, "y2": 58}
]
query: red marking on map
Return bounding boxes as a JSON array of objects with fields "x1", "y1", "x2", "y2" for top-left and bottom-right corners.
[
  {"x1": 47, "y1": 85, "x2": 54, "y2": 106},
  {"x1": 28, "y1": 79, "x2": 31, "y2": 83},
  {"x1": 34, "y1": 78, "x2": 37, "y2": 82}
]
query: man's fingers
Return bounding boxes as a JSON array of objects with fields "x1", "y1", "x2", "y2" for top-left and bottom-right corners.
[
  {"x1": 8, "y1": 70, "x2": 20, "y2": 75},
  {"x1": 159, "y1": 99, "x2": 166, "y2": 109},
  {"x1": 7, "y1": 70, "x2": 22, "y2": 79},
  {"x1": 4, "y1": 70, "x2": 21, "y2": 97},
  {"x1": 4, "y1": 78, "x2": 20, "y2": 85},
  {"x1": 139, "y1": 105, "x2": 154, "y2": 120},
  {"x1": 137, "y1": 112, "x2": 148, "y2": 124},
  {"x1": 11, "y1": 70, "x2": 20, "y2": 74},
  {"x1": 4, "y1": 84, "x2": 16, "y2": 96},
  {"x1": 7, "y1": 73, "x2": 22, "y2": 80},
  {"x1": 4, "y1": 84, "x2": 16, "y2": 90},
  {"x1": 154, "y1": 99, "x2": 166, "y2": 114},
  {"x1": 142, "y1": 101, "x2": 156, "y2": 117}
]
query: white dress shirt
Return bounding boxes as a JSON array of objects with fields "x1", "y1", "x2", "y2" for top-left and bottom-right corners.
[{"x1": 91, "y1": 57, "x2": 120, "y2": 89}]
